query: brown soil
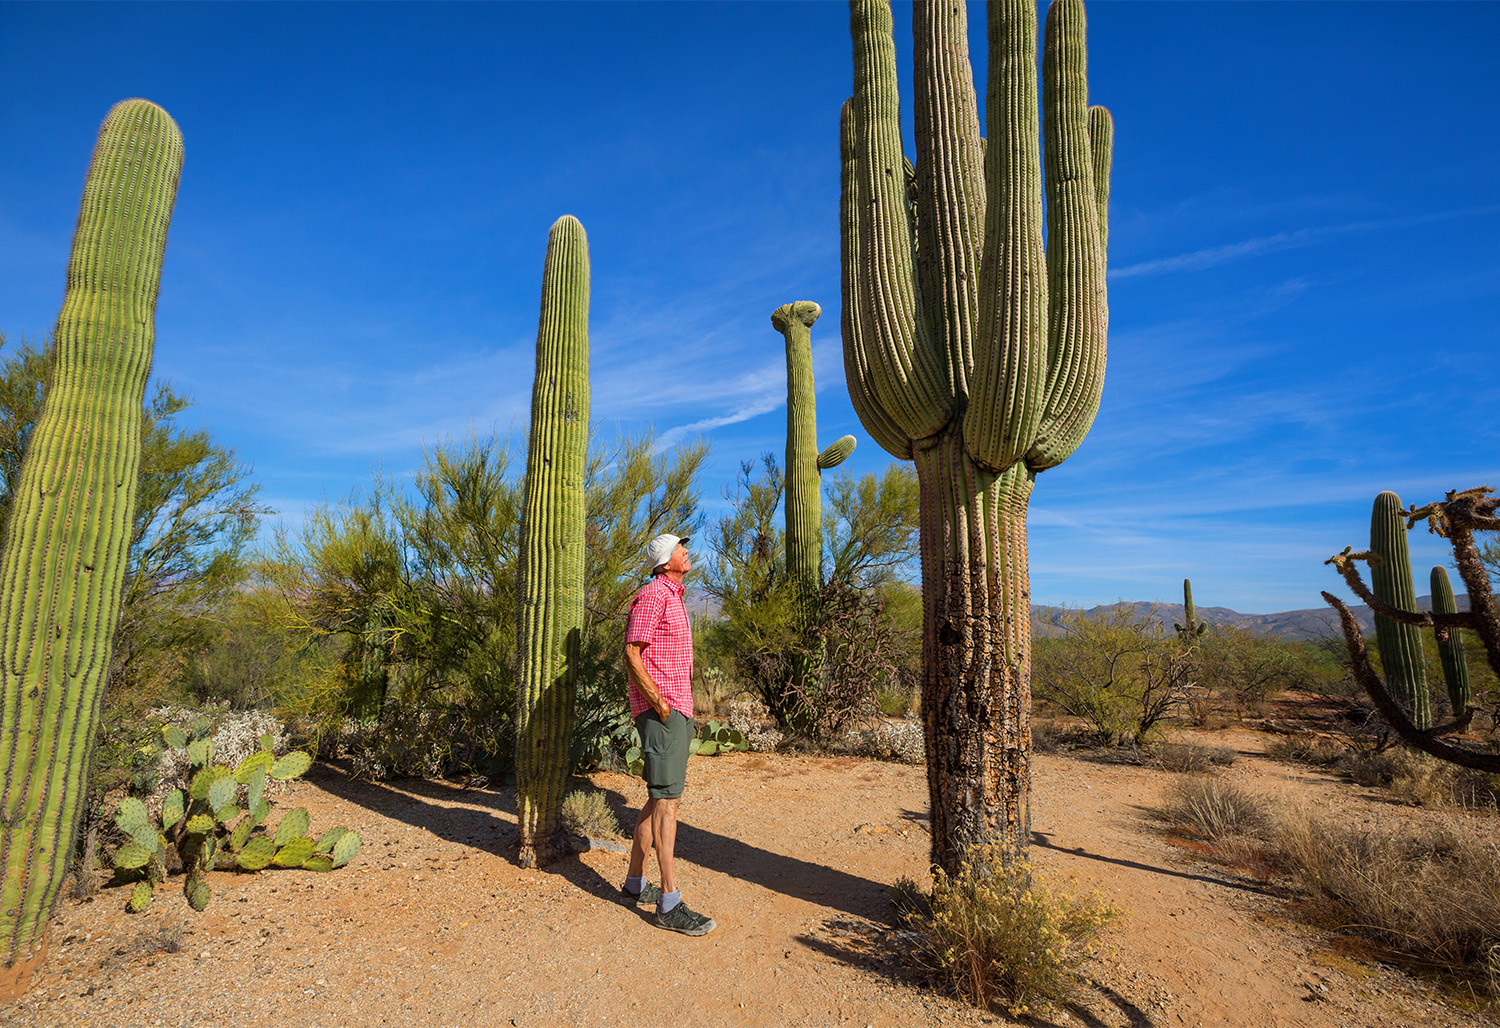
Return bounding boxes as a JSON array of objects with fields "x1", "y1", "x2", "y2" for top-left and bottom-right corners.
[{"x1": 6, "y1": 730, "x2": 1493, "y2": 1028}]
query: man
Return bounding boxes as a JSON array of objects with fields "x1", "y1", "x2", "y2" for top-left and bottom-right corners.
[{"x1": 620, "y1": 532, "x2": 716, "y2": 936}]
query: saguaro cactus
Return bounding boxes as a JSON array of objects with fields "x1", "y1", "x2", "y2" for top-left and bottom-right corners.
[
  {"x1": 771, "y1": 301, "x2": 855, "y2": 695},
  {"x1": 0, "y1": 100, "x2": 182, "y2": 996},
  {"x1": 1430, "y1": 565, "x2": 1472, "y2": 717},
  {"x1": 841, "y1": 0, "x2": 1111, "y2": 869},
  {"x1": 1174, "y1": 578, "x2": 1207, "y2": 644},
  {"x1": 515, "y1": 215, "x2": 590, "y2": 868},
  {"x1": 1370, "y1": 491, "x2": 1430, "y2": 729}
]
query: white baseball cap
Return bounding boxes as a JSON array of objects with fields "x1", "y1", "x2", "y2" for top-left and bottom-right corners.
[{"x1": 644, "y1": 533, "x2": 690, "y2": 572}]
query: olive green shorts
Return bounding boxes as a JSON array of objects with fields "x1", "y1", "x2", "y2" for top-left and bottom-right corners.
[{"x1": 636, "y1": 708, "x2": 692, "y2": 800}]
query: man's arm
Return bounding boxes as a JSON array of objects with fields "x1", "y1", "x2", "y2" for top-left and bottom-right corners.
[{"x1": 625, "y1": 641, "x2": 672, "y2": 721}]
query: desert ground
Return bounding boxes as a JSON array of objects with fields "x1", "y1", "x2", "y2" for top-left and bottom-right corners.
[{"x1": 6, "y1": 726, "x2": 1490, "y2": 1028}]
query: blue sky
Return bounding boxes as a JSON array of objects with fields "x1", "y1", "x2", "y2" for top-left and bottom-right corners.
[{"x1": 2, "y1": 1, "x2": 1498, "y2": 614}]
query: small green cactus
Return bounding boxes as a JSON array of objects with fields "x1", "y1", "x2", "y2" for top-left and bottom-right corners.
[
  {"x1": 1429, "y1": 565, "x2": 1472, "y2": 717},
  {"x1": 109, "y1": 725, "x2": 360, "y2": 912},
  {"x1": 1370, "y1": 491, "x2": 1430, "y2": 729},
  {"x1": 1173, "y1": 578, "x2": 1207, "y2": 643}
]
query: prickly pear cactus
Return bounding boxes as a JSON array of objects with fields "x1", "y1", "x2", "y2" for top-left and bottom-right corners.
[
  {"x1": 0, "y1": 99, "x2": 183, "y2": 992},
  {"x1": 108, "y1": 724, "x2": 359, "y2": 912}
]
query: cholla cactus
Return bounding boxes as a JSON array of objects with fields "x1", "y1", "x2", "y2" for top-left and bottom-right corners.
[
  {"x1": 0, "y1": 99, "x2": 182, "y2": 994},
  {"x1": 841, "y1": 0, "x2": 1111, "y2": 868},
  {"x1": 515, "y1": 216, "x2": 590, "y2": 868}
]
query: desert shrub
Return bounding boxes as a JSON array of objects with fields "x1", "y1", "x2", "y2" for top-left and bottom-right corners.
[
  {"x1": 1033, "y1": 608, "x2": 1193, "y2": 746},
  {"x1": 1154, "y1": 741, "x2": 1237, "y2": 774},
  {"x1": 342, "y1": 695, "x2": 510, "y2": 782},
  {"x1": 147, "y1": 703, "x2": 291, "y2": 811},
  {"x1": 1266, "y1": 732, "x2": 1348, "y2": 767},
  {"x1": 1336, "y1": 747, "x2": 1500, "y2": 810},
  {"x1": 896, "y1": 848, "x2": 1122, "y2": 1016},
  {"x1": 1273, "y1": 808, "x2": 1500, "y2": 991},
  {"x1": 1159, "y1": 775, "x2": 1270, "y2": 840},
  {"x1": 561, "y1": 789, "x2": 622, "y2": 840},
  {"x1": 1195, "y1": 627, "x2": 1341, "y2": 715}
]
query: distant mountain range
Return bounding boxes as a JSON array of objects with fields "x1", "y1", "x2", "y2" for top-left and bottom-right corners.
[
  {"x1": 1031, "y1": 594, "x2": 1471, "y2": 642},
  {"x1": 686, "y1": 588, "x2": 1469, "y2": 642}
]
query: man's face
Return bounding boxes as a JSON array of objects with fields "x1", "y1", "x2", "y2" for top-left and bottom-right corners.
[{"x1": 665, "y1": 542, "x2": 692, "y2": 576}]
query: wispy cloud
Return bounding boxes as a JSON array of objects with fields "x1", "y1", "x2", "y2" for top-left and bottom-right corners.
[{"x1": 1111, "y1": 204, "x2": 1500, "y2": 280}]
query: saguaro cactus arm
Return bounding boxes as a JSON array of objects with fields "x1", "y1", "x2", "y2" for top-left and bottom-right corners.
[
  {"x1": 1027, "y1": 0, "x2": 1110, "y2": 470},
  {"x1": 0, "y1": 98, "x2": 182, "y2": 996},
  {"x1": 848, "y1": 0, "x2": 954, "y2": 440},
  {"x1": 817, "y1": 436, "x2": 856, "y2": 470},
  {"x1": 1430, "y1": 565, "x2": 1472, "y2": 716},
  {"x1": 839, "y1": 99, "x2": 915, "y2": 461}
]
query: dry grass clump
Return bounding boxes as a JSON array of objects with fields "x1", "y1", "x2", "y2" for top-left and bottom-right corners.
[
  {"x1": 1268, "y1": 736, "x2": 1500, "y2": 810},
  {"x1": 1159, "y1": 775, "x2": 1270, "y2": 841},
  {"x1": 1274, "y1": 808, "x2": 1500, "y2": 993},
  {"x1": 894, "y1": 847, "x2": 1122, "y2": 1016},
  {"x1": 560, "y1": 789, "x2": 622, "y2": 840},
  {"x1": 1153, "y1": 741, "x2": 1238, "y2": 773}
]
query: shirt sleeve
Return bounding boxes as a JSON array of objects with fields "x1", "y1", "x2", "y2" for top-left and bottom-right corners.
[{"x1": 625, "y1": 585, "x2": 666, "y2": 645}]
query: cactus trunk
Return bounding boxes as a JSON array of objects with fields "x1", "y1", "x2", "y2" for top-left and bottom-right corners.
[
  {"x1": 841, "y1": 0, "x2": 1109, "y2": 872},
  {"x1": 1370, "y1": 491, "x2": 1430, "y2": 729},
  {"x1": 915, "y1": 433, "x2": 1035, "y2": 856},
  {"x1": 0, "y1": 99, "x2": 182, "y2": 995},
  {"x1": 515, "y1": 215, "x2": 590, "y2": 869},
  {"x1": 772, "y1": 301, "x2": 854, "y2": 712},
  {"x1": 1430, "y1": 565, "x2": 1472, "y2": 717}
]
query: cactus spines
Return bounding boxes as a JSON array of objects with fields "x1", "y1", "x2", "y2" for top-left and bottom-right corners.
[
  {"x1": 1430, "y1": 565, "x2": 1472, "y2": 717},
  {"x1": 0, "y1": 99, "x2": 183, "y2": 992},
  {"x1": 1174, "y1": 578, "x2": 1207, "y2": 642},
  {"x1": 1370, "y1": 491, "x2": 1430, "y2": 729},
  {"x1": 772, "y1": 301, "x2": 856, "y2": 700},
  {"x1": 841, "y1": 1, "x2": 1110, "y2": 870},
  {"x1": 515, "y1": 215, "x2": 591, "y2": 869}
]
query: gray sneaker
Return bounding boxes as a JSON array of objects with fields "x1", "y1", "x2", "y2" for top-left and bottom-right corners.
[
  {"x1": 620, "y1": 881, "x2": 662, "y2": 908},
  {"x1": 655, "y1": 898, "x2": 716, "y2": 936}
]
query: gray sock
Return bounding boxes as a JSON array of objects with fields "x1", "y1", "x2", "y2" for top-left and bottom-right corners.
[
  {"x1": 659, "y1": 889, "x2": 681, "y2": 913},
  {"x1": 624, "y1": 875, "x2": 645, "y2": 895}
]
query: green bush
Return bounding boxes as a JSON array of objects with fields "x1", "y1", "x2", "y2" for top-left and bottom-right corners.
[
  {"x1": 896, "y1": 847, "x2": 1122, "y2": 1016},
  {"x1": 1033, "y1": 608, "x2": 1193, "y2": 746},
  {"x1": 560, "y1": 790, "x2": 622, "y2": 840}
]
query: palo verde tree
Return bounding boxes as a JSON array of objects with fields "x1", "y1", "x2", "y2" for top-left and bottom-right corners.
[
  {"x1": 840, "y1": 0, "x2": 1112, "y2": 869},
  {"x1": 0, "y1": 99, "x2": 182, "y2": 997},
  {"x1": 516, "y1": 216, "x2": 591, "y2": 867}
]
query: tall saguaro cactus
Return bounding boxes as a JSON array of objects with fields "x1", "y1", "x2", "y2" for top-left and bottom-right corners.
[
  {"x1": 771, "y1": 301, "x2": 855, "y2": 694},
  {"x1": 841, "y1": 0, "x2": 1111, "y2": 869},
  {"x1": 0, "y1": 100, "x2": 182, "y2": 995},
  {"x1": 515, "y1": 215, "x2": 590, "y2": 868},
  {"x1": 1370, "y1": 491, "x2": 1430, "y2": 729}
]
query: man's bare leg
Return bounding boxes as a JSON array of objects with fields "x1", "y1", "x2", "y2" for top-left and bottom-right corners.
[
  {"x1": 650, "y1": 797, "x2": 679, "y2": 894},
  {"x1": 627, "y1": 799, "x2": 656, "y2": 879}
]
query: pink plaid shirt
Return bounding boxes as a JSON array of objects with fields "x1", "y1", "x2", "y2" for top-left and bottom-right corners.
[{"x1": 625, "y1": 573, "x2": 694, "y2": 718}]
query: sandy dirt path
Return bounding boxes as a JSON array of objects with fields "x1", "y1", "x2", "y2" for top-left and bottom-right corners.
[{"x1": 5, "y1": 737, "x2": 1486, "y2": 1028}]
